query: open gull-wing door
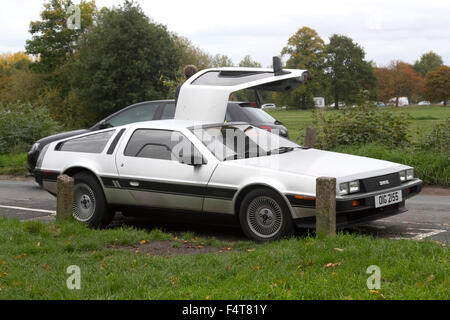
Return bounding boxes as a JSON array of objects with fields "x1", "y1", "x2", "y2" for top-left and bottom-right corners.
[{"x1": 175, "y1": 57, "x2": 311, "y2": 122}]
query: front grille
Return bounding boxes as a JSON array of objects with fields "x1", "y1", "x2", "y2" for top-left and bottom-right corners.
[{"x1": 360, "y1": 173, "x2": 401, "y2": 192}]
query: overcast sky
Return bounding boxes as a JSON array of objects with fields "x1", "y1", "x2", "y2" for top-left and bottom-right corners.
[{"x1": 1, "y1": 0, "x2": 449, "y2": 67}]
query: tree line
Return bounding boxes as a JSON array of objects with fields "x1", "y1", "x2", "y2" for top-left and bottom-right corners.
[{"x1": 0, "y1": 0, "x2": 448, "y2": 130}]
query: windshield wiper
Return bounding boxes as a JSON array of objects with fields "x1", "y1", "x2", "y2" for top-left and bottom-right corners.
[{"x1": 267, "y1": 146, "x2": 295, "y2": 155}]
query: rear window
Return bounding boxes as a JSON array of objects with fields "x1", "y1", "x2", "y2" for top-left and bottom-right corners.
[
  {"x1": 191, "y1": 71, "x2": 273, "y2": 86},
  {"x1": 160, "y1": 102, "x2": 176, "y2": 120},
  {"x1": 59, "y1": 130, "x2": 115, "y2": 154},
  {"x1": 241, "y1": 107, "x2": 276, "y2": 123}
]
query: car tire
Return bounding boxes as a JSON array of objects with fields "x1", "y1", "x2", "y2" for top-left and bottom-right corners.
[
  {"x1": 72, "y1": 172, "x2": 114, "y2": 228},
  {"x1": 239, "y1": 188, "x2": 294, "y2": 242}
]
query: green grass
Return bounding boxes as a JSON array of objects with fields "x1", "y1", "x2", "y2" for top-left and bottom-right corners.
[
  {"x1": 0, "y1": 218, "x2": 447, "y2": 299},
  {"x1": 0, "y1": 153, "x2": 27, "y2": 175},
  {"x1": 268, "y1": 105, "x2": 450, "y2": 144}
]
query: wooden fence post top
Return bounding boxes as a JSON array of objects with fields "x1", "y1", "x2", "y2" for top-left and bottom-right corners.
[
  {"x1": 315, "y1": 176, "x2": 336, "y2": 238},
  {"x1": 58, "y1": 174, "x2": 74, "y2": 184},
  {"x1": 316, "y1": 176, "x2": 336, "y2": 183},
  {"x1": 304, "y1": 127, "x2": 317, "y2": 148},
  {"x1": 56, "y1": 174, "x2": 74, "y2": 222}
]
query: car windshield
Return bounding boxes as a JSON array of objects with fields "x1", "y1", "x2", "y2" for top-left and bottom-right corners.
[
  {"x1": 241, "y1": 107, "x2": 276, "y2": 123},
  {"x1": 191, "y1": 124, "x2": 299, "y2": 161}
]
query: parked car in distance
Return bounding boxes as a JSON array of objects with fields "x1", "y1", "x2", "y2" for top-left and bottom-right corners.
[
  {"x1": 261, "y1": 103, "x2": 277, "y2": 110},
  {"x1": 313, "y1": 97, "x2": 325, "y2": 108},
  {"x1": 418, "y1": 101, "x2": 431, "y2": 105},
  {"x1": 388, "y1": 97, "x2": 409, "y2": 106},
  {"x1": 329, "y1": 102, "x2": 346, "y2": 108},
  {"x1": 27, "y1": 100, "x2": 288, "y2": 179}
]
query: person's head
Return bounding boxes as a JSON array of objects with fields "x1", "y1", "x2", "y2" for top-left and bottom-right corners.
[{"x1": 183, "y1": 65, "x2": 198, "y2": 80}]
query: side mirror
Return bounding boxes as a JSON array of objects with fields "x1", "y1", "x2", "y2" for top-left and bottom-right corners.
[
  {"x1": 179, "y1": 154, "x2": 207, "y2": 166},
  {"x1": 98, "y1": 120, "x2": 109, "y2": 130}
]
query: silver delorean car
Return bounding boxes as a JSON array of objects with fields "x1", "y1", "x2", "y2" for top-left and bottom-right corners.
[{"x1": 35, "y1": 62, "x2": 422, "y2": 242}]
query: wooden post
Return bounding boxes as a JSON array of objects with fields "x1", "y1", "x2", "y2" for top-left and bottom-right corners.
[
  {"x1": 56, "y1": 174, "x2": 74, "y2": 222},
  {"x1": 304, "y1": 127, "x2": 317, "y2": 148},
  {"x1": 315, "y1": 176, "x2": 336, "y2": 238}
]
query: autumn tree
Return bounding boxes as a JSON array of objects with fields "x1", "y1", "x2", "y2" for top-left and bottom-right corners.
[
  {"x1": 0, "y1": 52, "x2": 43, "y2": 105},
  {"x1": 413, "y1": 51, "x2": 443, "y2": 77},
  {"x1": 274, "y1": 27, "x2": 327, "y2": 109},
  {"x1": 388, "y1": 61, "x2": 424, "y2": 106},
  {"x1": 424, "y1": 65, "x2": 450, "y2": 106},
  {"x1": 374, "y1": 67, "x2": 393, "y2": 103},
  {"x1": 325, "y1": 34, "x2": 375, "y2": 109}
]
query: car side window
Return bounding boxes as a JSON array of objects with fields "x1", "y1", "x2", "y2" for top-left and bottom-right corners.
[
  {"x1": 124, "y1": 129, "x2": 200, "y2": 162},
  {"x1": 160, "y1": 102, "x2": 176, "y2": 120},
  {"x1": 59, "y1": 130, "x2": 115, "y2": 153},
  {"x1": 107, "y1": 103, "x2": 159, "y2": 127}
]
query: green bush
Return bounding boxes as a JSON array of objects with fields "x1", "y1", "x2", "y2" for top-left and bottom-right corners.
[
  {"x1": 417, "y1": 118, "x2": 450, "y2": 155},
  {"x1": 312, "y1": 106, "x2": 411, "y2": 150},
  {"x1": 0, "y1": 103, "x2": 60, "y2": 154}
]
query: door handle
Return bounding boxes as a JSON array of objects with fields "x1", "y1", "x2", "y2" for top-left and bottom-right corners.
[{"x1": 129, "y1": 181, "x2": 139, "y2": 187}]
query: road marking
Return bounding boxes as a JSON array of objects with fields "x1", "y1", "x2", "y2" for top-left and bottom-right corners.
[
  {"x1": 0, "y1": 205, "x2": 56, "y2": 215},
  {"x1": 411, "y1": 229, "x2": 446, "y2": 241}
]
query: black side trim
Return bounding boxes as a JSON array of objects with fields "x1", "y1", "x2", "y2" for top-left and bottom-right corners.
[
  {"x1": 101, "y1": 177, "x2": 116, "y2": 187},
  {"x1": 101, "y1": 177, "x2": 237, "y2": 200},
  {"x1": 34, "y1": 169, "x2": 60, "y2": 183},
  {"x1": 118, "y1": 179, "x2": 206, "y2": 197},
  {"x1": 107, "y1": 128, "x2": 126, "y2": 155},
  {"x1": 205, "y1": 187, "x2": 237, "y2": 200}
]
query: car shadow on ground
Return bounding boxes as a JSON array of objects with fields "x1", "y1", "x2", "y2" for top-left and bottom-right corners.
[{"x1": 108, "y1": 212, "x2": 316, "y2": 242}]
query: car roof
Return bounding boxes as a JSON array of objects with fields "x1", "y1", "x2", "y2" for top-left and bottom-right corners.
[{"x1": 125, "y1": 119, "x2": 221, "y2": 130}]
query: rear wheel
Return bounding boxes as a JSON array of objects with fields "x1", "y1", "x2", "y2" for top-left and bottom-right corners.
[
  {"x1": 239, "y1": 188, "x2": 294, "y2": 242},
  {"x1": 72, "y1": 172, "x2": 114, "y2": 228}
]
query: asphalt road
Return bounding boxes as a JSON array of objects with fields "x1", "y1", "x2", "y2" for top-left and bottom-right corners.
[{"x1": 0, "y1": 179, "x2": 448, "y2": 243}]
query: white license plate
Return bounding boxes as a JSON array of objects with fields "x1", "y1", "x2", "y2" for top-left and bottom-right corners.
[{"x1": 374, "y1": 190, "x2": 402, "y2": 208}]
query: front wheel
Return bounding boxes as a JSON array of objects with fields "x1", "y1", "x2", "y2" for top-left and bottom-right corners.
[
  {"x1": 72, "y1": 172, "x2": 114, "y2": 228},
  {"x1": 239, "y1": 188, "x2": 294, "y2": 242}
]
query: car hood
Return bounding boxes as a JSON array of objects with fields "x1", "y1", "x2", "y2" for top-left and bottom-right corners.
[
  {"x1": 37, "y1": 129, "x2": 90, "y2": 145},
  {"x1": 228, "y1": 148, "x2": 408, "y2": 182}
]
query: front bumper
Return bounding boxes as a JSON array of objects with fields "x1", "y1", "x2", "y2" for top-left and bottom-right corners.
[{"x1": 289, "y1": 179, "x2": 422, "y2": 228}]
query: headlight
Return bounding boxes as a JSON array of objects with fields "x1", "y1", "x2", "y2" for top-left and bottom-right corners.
[
  {"x1": 339, "y1": 183, "x2": 349, "y2": 195},
  {"x1": 339, "y1": 180, "x2": 360, "y2": 195},
  {"x1": 30, "y1": 142, "x2": 40, "y2": 153},
  {"x1": 399, "y1": 171, "x2": 406, "y2": 182},
  {"x1": 399, "y1": 169, "x2": 415, "y2": 182},
  {"x1": 349, "y1": 180, "x2": 360, "y2": 193},
  {"x1": 406, "y1": 169, "x2": 415, "y2": 180}
]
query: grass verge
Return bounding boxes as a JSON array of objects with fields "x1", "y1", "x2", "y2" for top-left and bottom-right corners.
[
  {"x1": 0, "y1": 153, "x2": 27, "y2": 175},
  {"x1": 0, "y1": 218, "x2": 447, "y2": 299}
]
